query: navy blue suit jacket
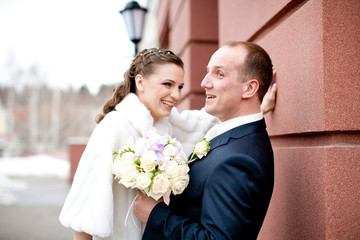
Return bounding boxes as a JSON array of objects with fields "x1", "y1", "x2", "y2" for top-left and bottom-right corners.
[{"x1": 143, "y1": 119, "x2": 274, "y2": 240}]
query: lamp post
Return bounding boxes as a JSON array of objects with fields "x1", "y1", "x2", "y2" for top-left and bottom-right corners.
[{"x1": 120, "y1": 1, "x2": 147, "y2": 55}]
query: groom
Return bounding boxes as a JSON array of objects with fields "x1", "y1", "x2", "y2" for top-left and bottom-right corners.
[{"x1": 134, "y1": 41, "x2": 274, "y2": 239}]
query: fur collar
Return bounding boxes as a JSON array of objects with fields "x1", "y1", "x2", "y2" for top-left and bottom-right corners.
[{"x1": 115, "y1": 93, "x2": 172, "y2": 136}]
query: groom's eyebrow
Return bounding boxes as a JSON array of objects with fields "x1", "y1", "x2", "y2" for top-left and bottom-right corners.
[{"x1": 206, "y1": 65, "x2": 225, "y2": 71}]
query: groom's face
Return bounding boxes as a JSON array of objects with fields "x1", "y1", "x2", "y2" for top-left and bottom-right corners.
[{"x1": 201, "y1": 46, "x2": 248, "y2": 122}]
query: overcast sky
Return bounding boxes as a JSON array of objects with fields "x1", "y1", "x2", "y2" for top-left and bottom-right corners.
[{"x1": 0, "y1": 0, "x2": 148, "y2": 94}]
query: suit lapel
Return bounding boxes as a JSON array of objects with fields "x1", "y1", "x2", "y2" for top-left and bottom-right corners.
[
  {"x1": 209, "y1": 119, "x2": 267, "y2": 151},
  {"x1": 188, "y1": 119, "x2": 267, "y2": 163}
]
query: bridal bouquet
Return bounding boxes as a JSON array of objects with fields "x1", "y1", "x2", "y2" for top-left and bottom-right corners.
[{"x1": 112, "y1": 133, "x2": 190, "y2": 201}]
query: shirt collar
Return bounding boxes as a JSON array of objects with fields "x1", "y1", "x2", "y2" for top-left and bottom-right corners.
[{"x1": 217, "y1": 111, "x2": 264, "y2": 136}]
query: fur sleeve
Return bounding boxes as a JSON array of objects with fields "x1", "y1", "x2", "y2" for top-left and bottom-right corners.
[
  {"x1": 169, "y1": 108, "x2": 220, "y2": 155},
  {"x1": 59, "y1": 111, "x2": 135, "y2": 238}
]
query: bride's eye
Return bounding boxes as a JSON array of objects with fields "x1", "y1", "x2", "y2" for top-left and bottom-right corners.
[{"x1": 163, "y1": 82, "x2": 171, "y2": 87}]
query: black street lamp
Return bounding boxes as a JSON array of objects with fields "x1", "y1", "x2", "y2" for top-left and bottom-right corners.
[{"x1": 120, "y1": 1, "x2": 147, "y2": 55}]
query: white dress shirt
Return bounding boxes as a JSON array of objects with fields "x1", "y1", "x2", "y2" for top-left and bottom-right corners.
[{"x1": 204, "y1": 112, "x2": 264, "y2": 141}]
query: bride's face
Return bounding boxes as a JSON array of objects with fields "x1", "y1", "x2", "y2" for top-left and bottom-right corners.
[{"x1": 136, "y1": 63, "x2": 184, "y2": 122}]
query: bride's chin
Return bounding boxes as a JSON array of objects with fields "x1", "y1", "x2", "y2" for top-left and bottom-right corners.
[{"x1": 161, "y1": 110, "x2": 172, "y2": 118}]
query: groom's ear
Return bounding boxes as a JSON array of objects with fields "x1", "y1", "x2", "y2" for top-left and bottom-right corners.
[
  {"x1": 242, "y1": 79, "x2": 259, "y2": 99},
  {"x1": 135, "y1": 75, "x2": 145, "y2": 92}
]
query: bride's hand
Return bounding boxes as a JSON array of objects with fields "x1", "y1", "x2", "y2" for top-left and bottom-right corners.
[
  {"x1": 134, "y1": 191, "x2": 162, "y2": 223},
  {"x1": 261, "y1": 69, "x2": 277, "y2": 114}
]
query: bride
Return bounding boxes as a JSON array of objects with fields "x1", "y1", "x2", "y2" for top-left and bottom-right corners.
[{"x1": 59, "y1": 48, "x2": 276, "y2": 240}]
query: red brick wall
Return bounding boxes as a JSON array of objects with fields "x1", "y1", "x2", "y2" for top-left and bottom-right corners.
[
  {"x1": 157, "y1": 0, "x2": 360, "y2": 239},
  {"x1": 157, "y1": 0, "x2": 219, "y2": 111}
]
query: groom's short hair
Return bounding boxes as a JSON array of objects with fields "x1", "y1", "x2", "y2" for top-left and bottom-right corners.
[{"x1": 223, "y1": 41, "x2": 273, "y2": 102}]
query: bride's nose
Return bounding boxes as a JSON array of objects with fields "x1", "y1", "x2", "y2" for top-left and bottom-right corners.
[{"x1": 170, "y1": 88, "x2": 181, "y2": 101}]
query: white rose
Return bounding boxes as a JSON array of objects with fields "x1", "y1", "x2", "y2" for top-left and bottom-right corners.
[
  {"x1": 147, "y1": 133, "x2": 162, "y2": 145},
  {"x1": 140, "y1": 151, "x2": 157, "y2": 172},
  {"x1": 119, "y1": 165, "x2": 138, "y2": 188},
  {"x1": 169, "y1": 138, "x2": 181, "y2": 149},
  {"x1": 170, "y1": 139, "x2": 184, "y2": 156},
  {"x1": 164, "y1": 160, "x2": 180, "y2": 179},
  {"x1": 157, "y1": 155, "x2": 169, "y2": 171},
  {"x1": 162, "y1": 144, "x2": 176, "y2": 158},
  {"x1": 136, "y1": 172, "x2": 151, "y2": 191},
  {"x1": 121, "y1": 151, "x2": 136, "y2": 165},
  {"x1": 171, "y1": 175, "x2": 189, "y2": 195},
  {"x1": 169, "y1": 138, "x2": 177, "y2": 144},
  {"x1": 174, "y1": 151, "x2": 188, "y2": 164},
  {"x1": 178, "y1": 164, "x2": 190, "y2": 176},
  {"x1": 133, "y1": 138, "x2": 147, "y2": 153},
  {"x1": 151, "y1": 173, "x2": 170, "y2": 196},
  {"x1": 194, "y1": 140, "x2": 208, "y2": 159},
  {"x1": 112, "y1": 157, "x2": 122, "y2": 178}
]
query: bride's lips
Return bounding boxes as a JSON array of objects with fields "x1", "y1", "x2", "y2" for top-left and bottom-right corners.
[{"x1": 162, "y1": 100, "x2": 175, "y2": 109}]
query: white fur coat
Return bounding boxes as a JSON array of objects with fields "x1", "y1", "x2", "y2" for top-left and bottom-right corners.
[{"x1": 59, "y1": 93, "x2": 218, "y2": 239}]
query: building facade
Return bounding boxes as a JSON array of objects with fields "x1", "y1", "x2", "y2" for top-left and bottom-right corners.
[{"x1": 140, "y1": 0, "x2": 360, "y2": 239}]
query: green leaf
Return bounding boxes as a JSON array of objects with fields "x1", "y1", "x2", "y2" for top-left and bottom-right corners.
[
  {"x1": 119, "y1": 148, "x2": 135, "y2": 157},
  {"x1": 147, "y1": 181, "x2": 153, "y2": 192}
]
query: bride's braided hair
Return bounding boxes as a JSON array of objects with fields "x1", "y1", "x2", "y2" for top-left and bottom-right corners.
[{"x1": 96, "y1": 48, "x2": 184, "y2": 123}]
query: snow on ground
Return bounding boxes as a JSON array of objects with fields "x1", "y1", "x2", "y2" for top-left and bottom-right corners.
[
  {"x1": 0, "y1": 154, "x2": 70, "y2": 205},
  {"x1": 0, "y1": 154, "x2": 70, "y2": 178}
]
